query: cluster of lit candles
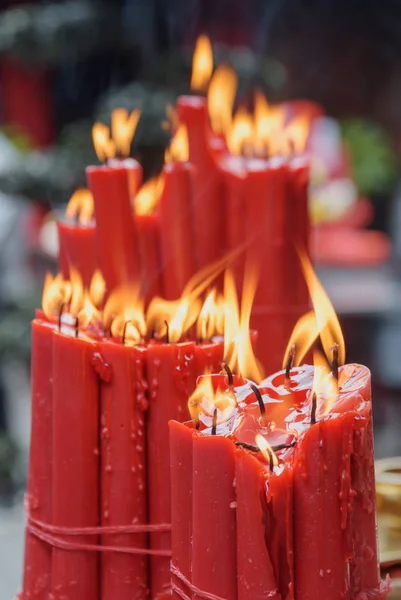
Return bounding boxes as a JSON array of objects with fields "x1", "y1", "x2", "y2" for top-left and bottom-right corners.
[{"x1": 20, "y1": 35, "x2": 389, "y2": 600}]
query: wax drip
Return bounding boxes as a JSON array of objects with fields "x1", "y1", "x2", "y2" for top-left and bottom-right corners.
[
  {"x1": 250, "y1": 384, "x2": 265, "y2": 416},
  {"x1": 221, "y1": 363, "x2": 234, "y2": 386},
  {"x1": 234, "y1": 440, "x2": 297, "y2": 453},
  {"x1": 75, "y1": 316, "x2": 79, "y2": 338},
  {"x1": 211, "y1": 409, "x2": 217, "y2": 435},
  {"x1": 58, "y1": 303, "x2": 65, "y2": 331},
  {"x1": 331, "y1": 343, "x2": 339, "y2": 380},
  {"x1": 164, "y1": 320, "x2": 170, "y2": 344},
  {"x1": 122, "y1": 320, "x2": 132, "y2": 346},
  {"x1": 310, "y1": 392, "x2": 317, "y2": 425},
  {"x1": 285, "y1": 344, "x2": 295, "y2": 385}
]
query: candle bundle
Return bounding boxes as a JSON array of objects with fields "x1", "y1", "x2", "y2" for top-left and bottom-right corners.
[
  {"x1": 21, "y1": 259, "x2": 261, "y2": 600},
  {"x1": 56, "y1": 35, "x2": 320, "y2": 375},
  {"x1": 169, "y1": 255, "x2": 390, "y2": 600}
]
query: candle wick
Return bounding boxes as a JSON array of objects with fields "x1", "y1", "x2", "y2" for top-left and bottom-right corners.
[
  {"x1": 122, "y1": 320, "x2": 133, "y2": 346},
  {"x1": 164, "y1": 320, "x2": 170, "y2": 344},
  {"x1": 150, "y1": 329, "x2": 156, "y2": 340},
  {"x1": 221, "y1": 363, "x2": 234, "y2": 386},
  {"x1": 75, "y1": 316, "x2": 79, "y2": 338},
  {"x1": 250, "y1": 384, "x2": 265, "y2": 416},
  {"x1": 234, "y1": 440, "x2": 297, "y2": 452},
  {"x1": 195, "y1": 416, "x2": 200, "y2": 431},
  {"x1": 310, "y1": 391, "x2": 317, "y2": 425},
  {"x1": 284, "y1": 344, "x2": 295, "y2": 386},
  {"x1": 267, "y1": 448, "x2": 274, "y2": 472},
  {"x1": 331, "y1": 343, "x2": 339, "y2": 380},
  {"x1": 58, "y1": 303, "x2": 65, "y2": 332},
  {"x1": 108, "y1": 315, "x2": 115, "y2": 338},
  {"x1": 211, "y1": 408, "x2": 217, "y2": 435}
]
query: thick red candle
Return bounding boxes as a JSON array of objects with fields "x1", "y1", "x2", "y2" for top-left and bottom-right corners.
[
  {"x1": 86, "y1": 161, "x2": 141, "y2": 294},
  {"x1": 147, "y1": 341, "x2": 195, "y2": 599},
  {"x1": 176, "y1": 96, "x2": 224, "y2": 269},
  {"x1": 22, "y1": 320, "x2": 54, "y2": 600},
  {"x1": 57, "y1": 221, "x2": 97, "y2": 289},
  {"x1": 135, "y1": 213, "x2": 162, "y2": 303},
  {"x1": 51, "y1": 329, "x2": 100, "y2": 600},
  {"x1": 98, "y1": 340, "x2": 149, "y2": 600},
  {"x1": 159, "y1": 161, "x2": 196, "y2": 299},
  {"x1": 193, "y1": 338, "x2": 224, "y2": 377}
]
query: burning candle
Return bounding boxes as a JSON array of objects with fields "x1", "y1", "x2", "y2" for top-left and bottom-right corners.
[
  {"x1": 57, "y1": 188, "x2": 97, "y2": 289},
  {"x1": 169, "y1": 256, "x2": 389, "y2": 600},
  {"x1": 87, "y1": 109, "x2": 142, "y2": 295}
]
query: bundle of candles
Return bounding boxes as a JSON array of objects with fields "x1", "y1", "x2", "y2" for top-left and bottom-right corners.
[
  {"x1": 57, "y1": 34, "x2": 320, "y2": 375},
  {"x1": 170, "y1": 253, "x2": 390, "y2": 600},
  {"x1": 22, "y1": 257, "x2": 261, "y2": 600}
]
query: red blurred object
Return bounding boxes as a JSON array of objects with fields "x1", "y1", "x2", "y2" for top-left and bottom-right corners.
[
  {"x1": 1, "y1": 57, "x2": 54, "y2": 148},
  {"x1": 313, "y1": 226, "x2": 391, "y2": 266}
]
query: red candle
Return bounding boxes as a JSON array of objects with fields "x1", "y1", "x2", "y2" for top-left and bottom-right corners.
[
  {"x1": 57, "y1": 222, "x2": 97, "y2": 289},
  {"x1": 86, "y1": 161, "x2": 142, "y2": 294},
  {"x1": 159, "y1": 161, "x2": 196, "y2": 299},
  {"x1": 22, "y1": 319, "x2": 54, "y2": 600},
  {"x1": 147, "y1": 340, "x2": 195, "y2": 599},
  {"x1": 176, "y1": 96, "x2": 224, "y2": 269},
  {"x1": 193, "y1": 338, "x2": 224, "y2": 377},
  {"x1": 98, "y1": 339, "x2": 149, "y2": 600},
  {"x1": 51, "y1": 328, "x2": 100, "y2": 600},
  {"x1": 135, "y1": 213, "x2": 162, "y2": 303}
]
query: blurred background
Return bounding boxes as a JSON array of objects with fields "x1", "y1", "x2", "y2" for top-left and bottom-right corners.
[{"x1": 1, "y1": 0, "x2": 401, "y2": 596}]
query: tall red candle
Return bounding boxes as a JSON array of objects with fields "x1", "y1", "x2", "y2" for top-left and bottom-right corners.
[
  {"x1": 158, "y1": 161, "x2": 196, "y2": 299},
  {"x1": 98, "y1": 340, "x2": 149, "y2": 600},
  {"x1": 147, "y1": 341, "x2": 195, "y2": 599},
  {"x1": 87, "y1": 161, "x2": 141, "y2": 294},
  {"x1": 135, "y1": 213, "x2": 162, "y2": 303},
  {"x1": 176, "y1": 96, "x2": 224, "y2": 269},
  {"x1": 51, "y1": 329, "x2": 100, "y2": 600},
  {"x1": 57, "y1": 221, "x2": 97, "y2": 289},
  {"x1": 22, "y1": 320, "x2": 54, "y2": 600}
]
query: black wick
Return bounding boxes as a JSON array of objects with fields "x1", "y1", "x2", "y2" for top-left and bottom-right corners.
[
  {"x1": 221, "y1": 363, "x2": 234, "y2": 386},
  {"x1": 164, "y1": 320, "x2": 170, "y2": 344},
  {"x1": 58, "y1": 303, "x2": 65, "y2": 332},
  {"x1": 331, "y1": 343, "x2": 339, "y2": 381},
  {"x1": 75, "y1": 316, "x2": 79, "y2": 338},
  {"x1": 250, "y1": 384, "x2": 265, "y2": 416},
  {"x1": 234, "y1": 440, "x2": 297, "y2": 453},
  {"x1": 310, "y1": 391, "x2": 317, "y2": 425},
  {"x1": 285, "y1": 344, "x2": 295, "y2": 385},
  {"x1": 122, "y1": 320, "x2": 133, "y2": 346},
  {"x1": 211, "y1": 408, "x2": 218, "y2": 435}
]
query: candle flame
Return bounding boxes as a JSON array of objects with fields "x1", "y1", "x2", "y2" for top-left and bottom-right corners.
[
  {"x1": 65, "y1": 188, "x2": 94, "y2": 225},
  {"x1": 42, "y1": 273, "x2": 72, "y2": 320},
  {"x1": 207, "y1": 65, "x2": 237, "y2": 136},
  {"x1": 134, "y1": 175, "x2": 164, "y2": 216},
  {"x1": 92, "y1": 108, "x2": 141, "y2": 162},
  {"x1": 103, "y1": 284, "x2": 145, "y2": 345},
  {"x1": 191, "y1": 35, "x2": 213, "y2": 92},
  {"x1": 89, "y1": 270, "x2": 105, "y2": 307},
  {"x1": 255, "y1": 434, "x2": 279, "y2": 467},
  {"x1": 312, "y1": 350, "x2": 339, "y2": 418},
  {"x1": 111, "y1": 108, "x2": 141, "y2": 157},
  {"x1": 165, "y1": 123, "x2": 189, "y2": 163},
  {"x1": 224, "y1": 268, "x2": 264, "y2": 383},
  {"x1": 77, "y1": 291, "x2": 101, "y2": 330},
  {"x1": 69, "y1": 268, "x2": 84, "y2": 316},
  {"x1": 197, "y1": 289, "x2": 225, "y2": 341},
  {"x1": 227, "y1": 106, "x2": 254, "y2": 156},
  {"x1": 283, "y1": 114, "x2": 310, "y2": 155},
  {"x1": 188, "y1": 373, "x2": 237, "y2": 427},
  {"x1": 282, "y1": 310, "x2": 319, "y2": 369}
]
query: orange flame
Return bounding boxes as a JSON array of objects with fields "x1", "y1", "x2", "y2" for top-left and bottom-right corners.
[
  {"x1": 165, "y1": 123, "x2": 189, "y2": 163},
  {"x1": 300, "y1": 249, "x2": 345, "y2": 365},
  {"x1": 42, "y1": 273, "x2": 71, "y2": 320},
  {"x1": 89, "y1": 270, "x2": 105, "y2": 307},
  {"x1": 188, "y1": 374, "x2": 237, "y2": 426},
  {"x1": 103, "y1": 284, "x2": 145, "y2": 345},
  {"x1": 69, "y1": 268, "x2": 84, "y2": 315},
  {"x1": 227, "y1": 106, "x2": 254, "y2": 156},
  {"x1": 111, "y1": 108, "x2": 141, "y2": 157},
  {"x1": 312, "y1": 350, "x2": 339, "y2": 418},
  {"x1": 207, "y1": 65, "x2": 237, "y2": 136},
  {"x1": 65, "y1": 188, "x2": 94, "y2": 225},
  {"x1": 77, "y1": 291, "x2": 101, "y2": 329},
  {"x1": 283, "y1": 114, "x2": 309, "y2": 155},
  {"x1": 224, "y1": 268, "x2": 263, "y2": 383},
  {"x1": 255, "y1": 434, "x2": 279, "y2": 468},
  {"x1": 197, "y1": 289, "x2": 225, "y2": 341},
  {"x1": 92, "y1": 108, "x2": 141, "y2": 162},
  {"x1": 134, "y1": 175, "x2": 164, "y2": 216},
  {"x1": 282, "y1": 310, "x2": 319, "y2": 369},
  {"x1": 191, "y1": 35, "x2": 213, "y2": 92}
]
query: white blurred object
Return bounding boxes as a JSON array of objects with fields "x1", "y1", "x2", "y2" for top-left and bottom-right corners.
[
  {"x1": 39, "y1": 215, "x2": 59, "y2": 259},
  {"x1": 310, "y1": 178, "x2": 358, "y2": 224}
]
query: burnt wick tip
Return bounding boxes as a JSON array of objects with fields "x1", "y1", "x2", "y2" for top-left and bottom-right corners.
[
  {"x1": 310, "y1": 392, "x2": 317, "y2": 425},
  {"x1": 211, "y1": 408, "x2": 218, "y2": 435},
  {"x1": 285, "y1": 344, "x2": 296, "y2": 381},
  {"x1": 250, "y1": 384, "x2": 265, "y2": 416},
  {"x1": 222, "y1": 363, "x2": 234, "y2": 386},
  {"x1": 331, "y1": 343, "x2": 339, "y2": 380},
  {"x1": 164, "y1": 320, "x2": 170, "y2": 344}
]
